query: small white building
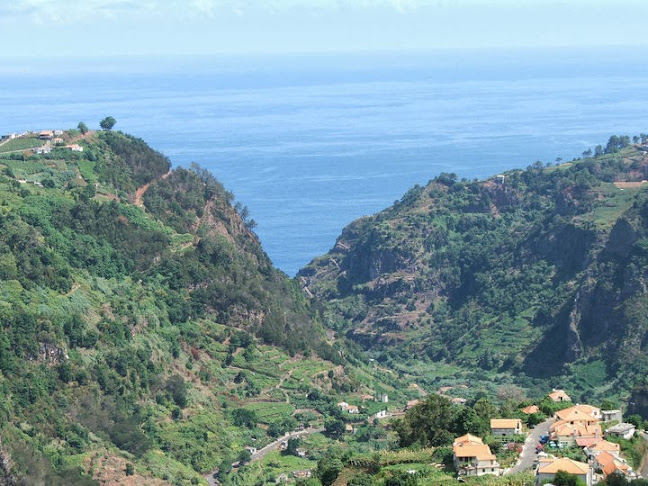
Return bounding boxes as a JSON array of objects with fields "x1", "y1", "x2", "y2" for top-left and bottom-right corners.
[
  {"x1": 373, "y1": 410, "x2": 388, "y2": 420},
  {"x1": 605, "y1": 423, "x2": 636, "y2": 440}
]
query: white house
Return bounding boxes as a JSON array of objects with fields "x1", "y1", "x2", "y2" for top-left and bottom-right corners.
[
  {"x1": 605, "y1": 423, "x2": 636, "y2": 440},
  {"x1": 453, "y1": 442, "x2": 500, "y2": 477}
]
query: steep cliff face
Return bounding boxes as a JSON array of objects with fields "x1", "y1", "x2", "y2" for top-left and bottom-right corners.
[{"x1": 300, "y1": 145, "x2": 648, "y2": 392}]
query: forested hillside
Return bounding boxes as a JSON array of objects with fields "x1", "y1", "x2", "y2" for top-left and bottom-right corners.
[
  {"x1": 0, "y1": 128, "x2": 349, "y2": 485},
  {"x1": 299, "y1": 136, "x2": 648, "y2": 401}
]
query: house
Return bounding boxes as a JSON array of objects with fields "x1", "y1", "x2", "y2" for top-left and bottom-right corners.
[
  {"x1": 38, "y1": 130, "x2": 54, "y2": 140},
  {"x1": 536, "y1": 457, "x2": 592, "y2": 486},
  {"x1": 550, "y1": 420, "x2": 602, "y2": 447},
  {"x1": 452, "y1": 397, "x2": 467, "y2": 405},
  {"x1": 605, "y1": 423, "x2": 636, "y2": 440},
  {"x1": 453, "y1": 441, "x2": 500, "y2": 477},
  {"x1": 601, "y1": 410, "x2": 623, "y2": 423},
  {"x1": 347, "y1": 405, "x2": 359, "y2": 414},
  {"x1": 454, "y1": 434, "x2": 484, "y2": 447},
  {"x1": 490, "y1": 418, "x2": 523, "y2": 437},
  {"x1": 275, "y1": 473, "x2": 289, "y2": 483},
  {"x1": 33, "y1": 146, "x2": 51, "y2": 155},
  {"x1": 521, "y1": 405, "x2": 539, "y2": 415},
  {"x1": 296, "y1": 448, "x2": 307, "y2": 458},
  {"x1": 585, "y1": 439, "x2": 621, "y2": 459},
  {"x1": 245, "y1": 446, "x2": 257, "y2": 455},
  {"x1": 548, "y1": 389, "x2": 572, "y2": 402},
  {"x1": 292, "y1": 470, "x2": 312, "y2": 479},
  {"x1": 345, "y1": 424, "x2": 355, "y2": 434},
  {"x1": 53, "y1": 130, "x2": 63, "y2": 136},
  {"x1": 593, "y1": 451, "x2": 632, "y2": 478},
  {"x1": 554, "y1": 404, "x2": 601, "y2": 424},
  {"x1": 52, "y1": 138, "x2": 64, "y2": 145},
  {"x1": 337, "y1": 401, "x2": 349, "y2": 409},
  {"x1": 373, "y1": 410, "x2": 388, "y2": 420},
  {"x1": 65, "y1": 144, "x2": 83, "y2": 152},
  {"x1": 361, "y1": 394, "x2": 374, "y2": 401},
  {"x1": 381, "y1": 394, "x2": 389, "y2": 403}
]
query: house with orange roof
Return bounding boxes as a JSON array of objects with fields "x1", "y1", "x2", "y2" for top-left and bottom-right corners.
[
  {"x1": 521, "y1": 405, "x2": 539, "y2": 414},
  {"x1": 38, "y1": 130, "x2": 54, "y2": 140},
  {"x1": 554, "y1": 404, "x2": 601, "y2": 424},
  {"x1": 536, "y1": 457, "x2": 592, "y2": 486},
  {"x1": 453, "y1": 433, "x2": 484, "y2": 447},
  {"x1": 548, "y1": 389, "x2": 572, "y2": 402},
  {"x1": 490, "y1": 418, "x2": 523, "y2": 437},
  {"x1": 593, "y1": 450, "x2": 632, "y2": 479},
  {"x1": 585, "y1": 439, "x2": 620, "y2": 459},
  {"x1": 453, "y1": 442, "x2": 500, "y2": 477},
  {"x1": 550, "y1": 420, "x2": 602, "y2": 447}
]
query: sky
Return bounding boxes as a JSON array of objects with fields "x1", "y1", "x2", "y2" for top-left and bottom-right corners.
[{"x1": 1, "y1": 0, "x2": 648, "y2": 58}]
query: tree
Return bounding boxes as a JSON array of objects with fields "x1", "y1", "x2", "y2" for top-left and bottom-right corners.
[
  {"x1": 100, "y1": 116, "x2": 116, "y2": 130},
  {"x1": 165, "y1": 374, "x2": 188, "y2": 408},
  {"x1": 237, "y1": 449, "x2": 251, "y2": 465},
  {"x1": 393, "y1": 394, "x2": 457, "y2": 448},
  {"x1": 324, "y1": 417, "x2": 346, "y2": 439},
  {"x1": 78, "y1": 122, "x2": 88, "y2": 134},
  {"x1": 317, "y1": 454, "x2": 344, "y2": 486},
  {"x1": 551, "y1": 470, "x2": 587, "y2": 486},
  {"x1": 125, "y1": 463, "x2": 135, "y2": 476},
  {"x1": 285, "y1": 437, "x2": 301, "y2": 456},
  {"x1": 231, "y1": 408, "x2": 257, "y2": 428}
]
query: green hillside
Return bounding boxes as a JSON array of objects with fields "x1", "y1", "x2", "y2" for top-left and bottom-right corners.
[
  {"x1": 0, "y1": 128, "x2": 370, "y2": 485},
  {"x1": 299, "y1": 136, "x2": 648, "y2": 403}
]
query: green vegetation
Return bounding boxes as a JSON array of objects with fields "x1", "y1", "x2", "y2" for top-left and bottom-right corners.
[
  {"x1": 2, "y1": 126, "x2": 648, "y2": 485},
  {"x1": 0, "y1": 127, "x2": 348, "y2": 485},
  {"x1": 301, "y1": 136, "x2": 648, "y2": 401},
  {"x1": 0, "y1": 135, "x2": 43, "y2": 153}
]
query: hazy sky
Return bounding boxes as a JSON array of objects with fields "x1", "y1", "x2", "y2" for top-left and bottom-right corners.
[{"x1": 1, "y1": 0, "x2": 648, "y2": 57}]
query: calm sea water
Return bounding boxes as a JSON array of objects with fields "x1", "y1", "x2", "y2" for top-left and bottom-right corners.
[{"x1": 1, "y1": 48, "x2": 647, "y2": 275}]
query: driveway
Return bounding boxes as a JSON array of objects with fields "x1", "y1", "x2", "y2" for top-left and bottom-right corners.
[
  {"x1": 204, "y1": 427, "x2": 324, "y2": 486},
  {"x1": 507, "y1": 418, "x2": 554, "y2": 475}
]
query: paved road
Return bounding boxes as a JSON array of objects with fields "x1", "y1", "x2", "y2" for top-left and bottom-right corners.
[
  {"x1": 204, "y1": 427, "x2": 324, "y2": 486},
  {"x1": 507, "y1": 418, "x2": 554, "y2": 475}
]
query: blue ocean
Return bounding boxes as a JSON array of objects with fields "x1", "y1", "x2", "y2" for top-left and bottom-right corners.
[{"x1": 1, "y1": 47, "x2": 647, "y2": 275}]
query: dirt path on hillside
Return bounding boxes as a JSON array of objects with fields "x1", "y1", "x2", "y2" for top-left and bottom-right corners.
[{"x1": 134, "y1": 170, "x2": 172, "y2": 207}]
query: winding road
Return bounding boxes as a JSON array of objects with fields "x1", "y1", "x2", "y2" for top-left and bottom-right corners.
[{"x1": 204, "y1": 427, "x2": 324, "y2": 486}]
